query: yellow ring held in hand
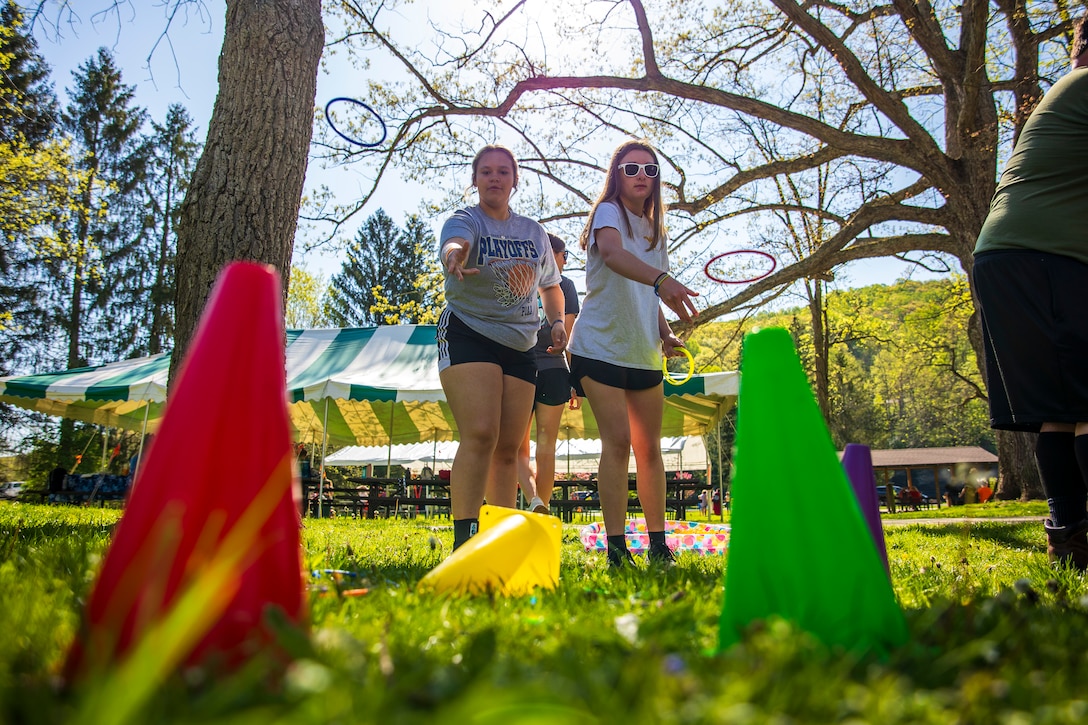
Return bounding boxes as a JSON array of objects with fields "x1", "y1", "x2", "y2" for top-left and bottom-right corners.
[{"x1": 663, "y1": 345, "x2": 694, "y2": 386}]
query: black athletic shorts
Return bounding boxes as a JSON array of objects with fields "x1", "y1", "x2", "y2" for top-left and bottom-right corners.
[
  {"x1": 535, "y1": 367, "x2": 571, "y2": 406},
  {"x1": 436, "y1": 309, "x2": 537, "y2": 384},
  {"x1": 973, "y1": 250, "x2": 1088, "y2": 431},
  {"x1": 569, "y1": 354, "x2": 663, "y2": 396}
]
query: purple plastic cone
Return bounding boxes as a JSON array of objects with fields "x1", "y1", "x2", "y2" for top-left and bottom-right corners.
[{"x1": 842, "y1": 443, "x2": 889, "y2": 573}]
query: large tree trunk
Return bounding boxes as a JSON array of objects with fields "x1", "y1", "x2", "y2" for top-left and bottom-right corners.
[
  {"x1": 171, "y1": 0, "x2": 323, "y2": 382},
  {"x1": 993, "y1": 429, "x2": 1043, "y2": 500}
]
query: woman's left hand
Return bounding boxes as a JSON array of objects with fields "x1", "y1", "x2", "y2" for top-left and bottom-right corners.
[
  {"x1": 547, "y1": 322, "x2": 568, "y2": 355},
  {"x1": 662, "y1": 334, "x2": 685, "y2": 357}
]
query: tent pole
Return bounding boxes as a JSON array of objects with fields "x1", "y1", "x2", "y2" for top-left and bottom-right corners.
[
  {"x1": 387, "y1": 404, "x2": 395, "y2": 477},
  {"x1": 318, "y1": 399, "x2": 330, "y2": 518},
  {"x1": 133, "y1": 404, "x2": 150, "y2": 484},
  {"x1": 717, "y1": 420, "x2": 724, "y2": 522},
  {"x1": 101, "y1": 427, "x2": 109, "y2": 470}
]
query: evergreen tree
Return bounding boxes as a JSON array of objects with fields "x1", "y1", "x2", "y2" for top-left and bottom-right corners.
[
  {"x1": 0, "y1": 0, "x2": 57, "y2": 146},
  {"x1": 127, "y1": 104, "x2": 200, "y2": 355},
  {"x1": 325, "y1": 209, "x2": 428, "y2": 326},
  {"x1": 44, "y1": 47, "x2": 148, "y2": 369}
]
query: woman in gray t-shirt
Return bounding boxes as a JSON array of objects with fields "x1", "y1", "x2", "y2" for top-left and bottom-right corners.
[{"x1": 438, "y1": 144, "x2": 568, "y2": 550}]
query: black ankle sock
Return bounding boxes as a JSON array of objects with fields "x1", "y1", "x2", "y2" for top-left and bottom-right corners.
[
  {"x1": 606, "y1": 534, "x2": 628, "y2": 554},
  {"x1": 1071, "y1": 435, "x2": 1088, "y2": 523},
  {"x1": 648, "y1": 530, "x2": 667, "y2": 551},
  {"x1": 453, "y1": 518, "x2": 478, "y2": 550},
  {"x1": 1036, "y1": 432, "x2": 1086, "y2": 526}
]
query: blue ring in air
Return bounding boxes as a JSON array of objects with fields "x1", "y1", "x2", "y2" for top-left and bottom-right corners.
[{"x1": 324, "y1": 97, "x2": 388, "y2": 148}]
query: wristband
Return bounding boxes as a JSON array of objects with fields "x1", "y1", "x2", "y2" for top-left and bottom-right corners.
[
  {"x1": 442, "y1": 245, "x2": 458, "y2": 265},
  {"x1": 550, "y1": 319, "x2": 564, "y2": 328},
  {"x1": 653, "y1": 271, "x2": 670, "y2": 296}
]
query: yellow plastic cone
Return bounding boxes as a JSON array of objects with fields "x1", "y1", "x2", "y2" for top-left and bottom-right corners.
[
  {"x1": 419, "y1": 505, "x2": 561, "y2": 596},
  {"x1": 719, "y1": 327, "x2": 908, "y2": 654}
]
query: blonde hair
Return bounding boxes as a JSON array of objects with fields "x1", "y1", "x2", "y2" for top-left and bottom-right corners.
[{"x1": 579, "y1": 139, "x2": 666, "y2": 251}]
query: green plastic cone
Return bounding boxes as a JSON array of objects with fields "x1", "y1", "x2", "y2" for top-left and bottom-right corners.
[{"x1": 719, "y1": 328, "x2": 908, "y2": 654}]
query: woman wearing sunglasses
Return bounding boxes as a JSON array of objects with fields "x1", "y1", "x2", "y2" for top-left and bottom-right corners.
[
  {"x1": 568, "y1": 139, "x2": 699, "y2": 568},
  {"x1": 439, "y1": 144, "x2": 569, "y2": 550}
]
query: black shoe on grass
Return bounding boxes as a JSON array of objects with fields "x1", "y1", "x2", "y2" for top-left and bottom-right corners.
[
  {"x1": 608, "y1": 548, "x2": 636, "y2": 569},
  {"x1": 648, "y1": 545, "x2": 677, "y2": 569}
]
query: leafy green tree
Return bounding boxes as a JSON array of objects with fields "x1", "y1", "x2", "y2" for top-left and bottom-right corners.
[
  {"x1": 0, "y1": 3, "x2": 68, "y2": 378},
  {"x1": 690, "y1": 277, "x2": 993, "y2": 453},
  {"x1": 286, "y1": 264, "x2": 329, "y2": 329},
  {"x1": 324, "y1": 0, "x2": 1071, "y2": 495},
  {"x1": 326, "y1": 210, "x2": 435, "y2": 326}
]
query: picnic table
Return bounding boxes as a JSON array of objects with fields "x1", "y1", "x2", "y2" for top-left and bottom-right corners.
[
  {"x1": 546, "y1": 479, "x2": 698, "y2": 523},
  {"x1": 48, "y1": 473, "x2": 132, "y2": 506},
  {"x1": 303, "y1": 476, "x2": 451, "y2": 519}
]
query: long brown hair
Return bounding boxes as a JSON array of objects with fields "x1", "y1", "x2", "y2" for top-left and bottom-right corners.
[{"x1": 579, "y1": 139, "x2": 666, "y2": 251}]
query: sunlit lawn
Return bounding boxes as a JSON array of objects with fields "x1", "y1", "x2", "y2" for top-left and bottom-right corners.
[{"x1": 0, "y1": 499, "x2": 1084, "y2": 724}]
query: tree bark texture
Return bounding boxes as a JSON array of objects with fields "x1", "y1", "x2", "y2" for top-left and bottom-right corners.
[{"x1": 171, "y1": 0, "x2": 323, "y2": 383}]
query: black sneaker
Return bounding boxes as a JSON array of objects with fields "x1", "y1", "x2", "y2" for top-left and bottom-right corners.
[
  {"x1": 648, "y1": 545, "x2": 677, "y2": 568},
  {"x1": 608, "y1": 548, "x2": 636, "y2": 569}
]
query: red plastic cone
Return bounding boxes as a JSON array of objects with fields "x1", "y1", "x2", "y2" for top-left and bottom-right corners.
[{"x1": 66, "y1": 262, "x2": 305, "y2": 679}]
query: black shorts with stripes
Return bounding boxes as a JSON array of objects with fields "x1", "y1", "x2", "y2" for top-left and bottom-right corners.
[{"x1": 436, "y1": 309, "x2": 537, "y2": 384}]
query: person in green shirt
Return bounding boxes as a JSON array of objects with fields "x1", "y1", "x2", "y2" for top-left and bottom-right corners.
[{"x1": 973, "y1": 14, "x2": 1088, "y2": 570}]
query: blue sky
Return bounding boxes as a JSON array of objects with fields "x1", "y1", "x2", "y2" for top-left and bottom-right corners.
[
  {"x1": 27, "y1": 1, "x2": 413, "y2": 281},
  {"x1": 26, "y1": 1, "x2": 949, "y2": 298}
]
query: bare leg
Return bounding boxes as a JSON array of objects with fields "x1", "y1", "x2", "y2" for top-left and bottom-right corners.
[
  {"x1": 581, "y1": 377, "x2": 632, "y2": 537},
  {"x1": 517, "y1": 420, "x2": 537, "y2": 502},
  {"x1": 533, "y1": 401, "x2": 565, "y2": 503},
  {"x1": 628, "y1": 384, "x2": 666, "y2": 531},
  {"x1": 484, "y1": 374, "x2": 536, "y2": 508},
  {"x1": 441, "y1": 362, "x2": 504, "y2": 519}
]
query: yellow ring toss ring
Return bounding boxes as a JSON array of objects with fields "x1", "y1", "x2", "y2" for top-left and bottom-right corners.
[{"x1": 663, "y1": 346, "x2": 694, "y2": 385}]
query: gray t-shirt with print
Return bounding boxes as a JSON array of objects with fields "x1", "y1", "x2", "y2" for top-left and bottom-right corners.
[
  {"x1": 568, "y1": 201, "x2": 668, "y2": 370},
  {"x1": 441, "y1": 205, "x2": 561, "y2": 351}
]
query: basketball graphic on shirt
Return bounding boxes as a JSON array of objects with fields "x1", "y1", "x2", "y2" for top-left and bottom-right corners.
[{"x1": 490, "y1": 258, "x2": 536, "y2": 306}]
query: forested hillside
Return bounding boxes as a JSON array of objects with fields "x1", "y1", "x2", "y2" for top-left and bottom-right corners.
[{"x1": 687, "y1": 276, "x2": 992, "y2": 453}]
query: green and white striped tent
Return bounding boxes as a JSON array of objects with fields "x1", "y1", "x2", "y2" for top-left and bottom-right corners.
[{"x1": 0, "y1": 325, "x2": 739, "y2": 448}]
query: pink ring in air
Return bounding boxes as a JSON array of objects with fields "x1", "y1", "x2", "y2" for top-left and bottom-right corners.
[{"x1": 704, "y1": 250, "x2": 777, "y2": 284}]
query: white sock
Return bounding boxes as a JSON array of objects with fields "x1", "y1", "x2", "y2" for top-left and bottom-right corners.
[{"x1": 529, "y1": 496, "x2": 545, "y2": 510}]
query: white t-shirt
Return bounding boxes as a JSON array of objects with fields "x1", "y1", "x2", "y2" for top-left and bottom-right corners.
[
  {"x1": 440, "y1": 206, "x2": 560, "y2": 351},
  {"x1": 568, "y1": 201, "x2": 668, "y2": 370}
]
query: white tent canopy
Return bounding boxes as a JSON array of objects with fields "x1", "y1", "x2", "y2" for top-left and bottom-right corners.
[{"x1": 323, "y1": 441, "x2": 460, "y2": 470}]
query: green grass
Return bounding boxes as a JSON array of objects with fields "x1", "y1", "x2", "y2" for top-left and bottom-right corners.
[
  {"x1": 884, "y1": 499, "x2": 1048, "y2": 520},
  {"x1": 1, "y1": 502, "x2": 1087, "y2": 723}
]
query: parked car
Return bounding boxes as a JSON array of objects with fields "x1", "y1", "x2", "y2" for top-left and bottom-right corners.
[
  {"x1": 0, "y1": 481, "x2": 25, "y2": 499},
  {"x1": 875, "y1": 485, "x2": 903, "y2": 501}
]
